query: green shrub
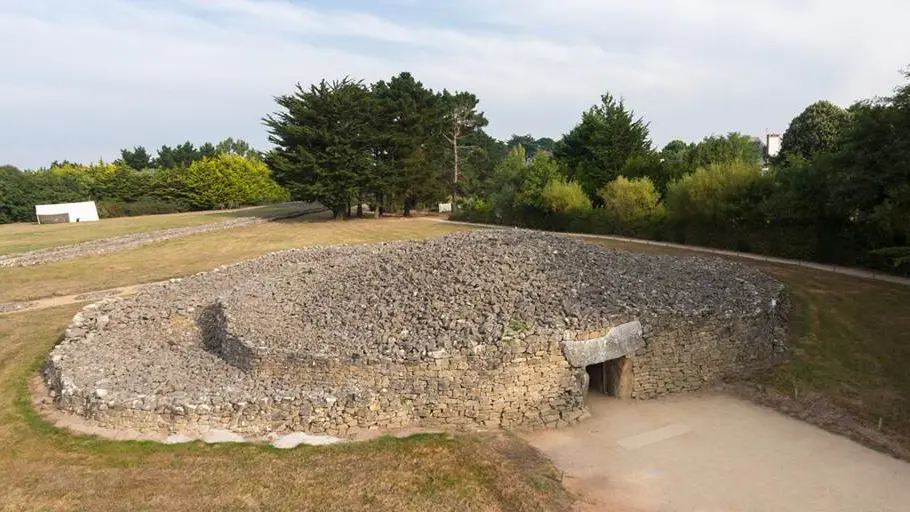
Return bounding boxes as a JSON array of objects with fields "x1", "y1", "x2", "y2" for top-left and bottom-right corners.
[
  {"x1": 665, "y1": 160, "x2": 763, "y2": 226},
  {"x1": 598, "y1": 176, "x2": 665, "y2": 234},
  {"x1": 541, "y1": 179, "x2": 592, "y2": 214},
  {"x1": 159, "y1": 154, "x2": 289, "y2": 210}
]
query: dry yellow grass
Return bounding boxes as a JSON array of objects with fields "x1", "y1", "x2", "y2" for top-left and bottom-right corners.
[
  {"x1": 0, "y1": 217, "x2": 469, "y2": 303},
  {"x1": 0, "y1": 211, "x2": 230, "y2": 256},
  {"x1": 0, "y1": 306, "x2": 575, "y2": 511},
  {"x1": 0, "y1": 204, "x2": 317, "y2": 256}
]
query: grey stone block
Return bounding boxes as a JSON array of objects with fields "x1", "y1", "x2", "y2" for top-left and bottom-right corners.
[{"x1": 561, "y1": 321, "x2": 644, "y2": 367}]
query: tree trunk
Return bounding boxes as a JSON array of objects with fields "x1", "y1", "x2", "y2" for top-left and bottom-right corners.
[
  {"x1": 356, "y1": 201, "x2": 363, "y2": 218},
  {"x1": 452, "y1": 126, "x2": 460, "y2": 212},
  {"x1": 404, "y1": 197, "x2": 412, "y2": 217}
]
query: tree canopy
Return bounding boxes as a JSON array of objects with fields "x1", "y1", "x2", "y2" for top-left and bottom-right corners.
[
  {"x1": 555, "y1": 93, "x2": 652, "y2": 201},
  {"x1": 265, "y1": 72, "x2": 490, "y2": 217},
  {"x1": 779, "y1": 100, "x2": 851, "y2": 161}
]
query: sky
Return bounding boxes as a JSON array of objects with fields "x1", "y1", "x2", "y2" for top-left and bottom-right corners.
[{"x1": 1, "y1": 0, "x2": 909, "y2": 169}]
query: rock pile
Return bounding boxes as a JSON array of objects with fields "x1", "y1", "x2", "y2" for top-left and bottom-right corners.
[{"x1": 42, "y1": 229, "x2": 788, "y2": 437}]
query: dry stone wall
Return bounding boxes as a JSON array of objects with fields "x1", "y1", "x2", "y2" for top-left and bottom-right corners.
[
  {"x1": 41, "y1": 229, "x2": 788, "y2": 438},
  {"x1": 629, "y1": 304, "x2": 789, "y2": 399},
  {"x1": 45, "y1": 308, "x2": 587, "y2": 435}
]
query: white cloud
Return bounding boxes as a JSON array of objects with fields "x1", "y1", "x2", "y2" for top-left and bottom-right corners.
[{"x1": 0, "y1": 0, "x2": 908, "y2": 168}]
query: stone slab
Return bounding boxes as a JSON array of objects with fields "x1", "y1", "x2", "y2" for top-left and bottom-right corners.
[{"x1": 561, "y1": 321, "x2": 644, "y2": 367}]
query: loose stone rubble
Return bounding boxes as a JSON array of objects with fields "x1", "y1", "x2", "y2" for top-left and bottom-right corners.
[{"x1": 42, "y1": 230, "x2": 788, "y2": 437}]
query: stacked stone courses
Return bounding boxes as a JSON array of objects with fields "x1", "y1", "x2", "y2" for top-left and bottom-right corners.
[{"x1": 43, "y1": 230, "x2": 788, "y2": 436}]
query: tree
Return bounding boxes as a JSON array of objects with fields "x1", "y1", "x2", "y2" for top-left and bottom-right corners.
[
  {"x1": 489, "y1": 145, "x2": 528, "y2": 219},
  {"x1": 661, "y1": 140, "x2": 690, "y2": 159},
  {"x1": 0, "y1": 165, "x2": 32, "y2": 223},
  {"x1": 216, "y1": 138, "x2": 259, "y2": 160},
  {"x1": 265, "y1": 78, "x2": 375, "y2": 217},
  {"x1": 536, "y1": 137, "x2": 557, "y2": 154},
  {"x1": 620, "y1": 152, "x2": 672, "y2": 193},
  {"x1": 599, "y1": 176, "x2": 665, "y2": 230},
  {"x1": 825, "y1": 72, "x2": 910, "y2": 249},
  {"x1": 779, "y1": 100, "x2": 851, "y2": 161},
  {"x1": 518, "y1": 151, "x2": 562, "y2": 209},
  {"x1": 506, "y1": 134, "x2": 556, "y2": 159},
  {"x1": 372, "y1": 73, "x2": 448, "y2": 215},
  {"x1": 441, "y1": 90, "x2": 488, "y2": 206},
  {"x1": 199, "y1": 142, "x2": 217, "y2": 159},
  {"x1": 457, "y1": 131, "x2": 507, "y2": 198},
  {"x1": 487, "y1": 146, "x2": 563, "y2": 218},
  {"x1": 155, "y1": 142, "x2": 202, "y2": 169},
  {"x1": 686, "y1": 132, "x2": 763, "y2": 168},
  {"x1": 665, "y1": 160, "x2": 764, "y2": 228},
  {"x1": 119, "y1": 146, "x2": 153, "y2": 170},
  {"x1": 555, "y1": 92, "x2": 651, "y2": 201}
]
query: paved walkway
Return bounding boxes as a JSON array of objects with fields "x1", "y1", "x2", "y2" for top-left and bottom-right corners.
[
  {"x1": 435, "y1": 219, "x2": 910, "y2": 287},
  {"x1": 523, "y1": 393, "x2": 910, "y2": 511}
]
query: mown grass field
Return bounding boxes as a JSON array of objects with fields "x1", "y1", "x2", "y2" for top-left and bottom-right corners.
[
  {"x1": 0, "y1": 204, "x2": 308, "y2": 256},
  {"x1": 0, "y1": 218, "x2": 571, "y2": 512}
]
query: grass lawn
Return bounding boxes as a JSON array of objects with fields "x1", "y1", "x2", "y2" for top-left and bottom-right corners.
[
  {"x1": 586, "y1": 236, "x2": 910, "y2": 455},
  {"x1": 0, "y1": 306, "x2": 574, "y2": 512},
  {"x1": 0, "y1": 204, "x2": 305, "y2": 256},
  {"x1": 0, "y1": 217, "x2": 468, "y2": 303}
]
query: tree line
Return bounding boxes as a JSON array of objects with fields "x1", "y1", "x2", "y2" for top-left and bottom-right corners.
[
  {"x1": 3, "y1": 68, "x2": 907, "y2": 274},
  {"x1": 455, "y1": 69, "x2": 910, "y2": 274},
  {"x1": 0, "y1": 138, "x2": 285, "y2": 222}
]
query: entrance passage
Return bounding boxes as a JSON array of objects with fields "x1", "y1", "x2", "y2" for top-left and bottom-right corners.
[{"x1": 586, "y1": 357, "x2": 632, "y2": 398}]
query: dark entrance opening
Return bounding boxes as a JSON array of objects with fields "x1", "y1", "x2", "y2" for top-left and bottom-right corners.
[{"x1": 586, "y1": 357, "x2": 632, "y2": 398}]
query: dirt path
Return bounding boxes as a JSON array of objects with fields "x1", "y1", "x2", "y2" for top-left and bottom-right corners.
[
  {"x1": 523, "y1": 392, "x2": 910, "y2": 511},
  {"x1": 0, "y1": 283, "x2": 150, "y2": 315}
]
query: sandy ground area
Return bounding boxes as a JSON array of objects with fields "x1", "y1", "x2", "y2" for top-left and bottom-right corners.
[{"x1": 523, "y1": 391, "x2": 910, "y2": 511}]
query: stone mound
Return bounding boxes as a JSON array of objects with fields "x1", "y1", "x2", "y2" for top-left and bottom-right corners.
[{"x1": 42, "y1": 229, "x2": 788, "y2": 437}]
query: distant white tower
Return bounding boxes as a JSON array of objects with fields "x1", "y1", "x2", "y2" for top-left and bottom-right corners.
[{"x1": 766, "y1": 132, "x2": 782, "y2": 158}]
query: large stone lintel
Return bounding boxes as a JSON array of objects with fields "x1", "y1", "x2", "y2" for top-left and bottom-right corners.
[{"x1": 561, "y1": 321, "x2": 644, "y2": 367}]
